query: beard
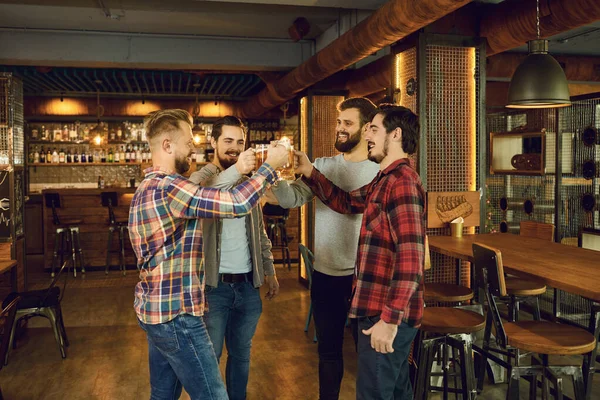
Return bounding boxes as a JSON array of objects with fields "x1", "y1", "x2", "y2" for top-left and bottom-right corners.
[
  {"x1": 175, "y1": 155, "x2": 191, "y2": 174},
  {"x1": 334, "y1": 129, "x2": 362, "y2": 153},
  {"x1": 367, "y1": 136, "x2": 389, "y2": 164},
  {"x1": 216, "y1": 148, "x2": 240, "y2": 170}
]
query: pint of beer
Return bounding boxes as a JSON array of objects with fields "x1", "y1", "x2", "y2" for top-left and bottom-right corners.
[
  {"x1": 278, "y1": 142, "x2": 295, "y2": 181},
  {"x1": 254, "y1": 144, "x2": 268, "y2": 171}
]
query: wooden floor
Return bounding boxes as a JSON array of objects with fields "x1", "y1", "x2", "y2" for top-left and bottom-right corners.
[{"x1": 0, "y1": 267, "x2": 598, "y2": 399}]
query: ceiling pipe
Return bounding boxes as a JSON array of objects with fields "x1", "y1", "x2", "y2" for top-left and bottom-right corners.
[
  {"x1": 338, "y1": 0, "x2": 600, "y2": 98},
  {"x1": 481, "y1": 0, "x2": 600, "y2": 57},
  {"x1": 239, "y1": 0, "x2": 473, "y2": 118}
]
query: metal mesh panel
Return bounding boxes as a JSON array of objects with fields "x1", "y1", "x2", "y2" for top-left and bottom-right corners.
[
  {"x1": 394, "y1": 48, "x2": 418, "y2": 167},
  {"x1": 425, "y1": 45, "x2": 480, "y2": 288},
  {"x1": 485, "y1": 100, "x2": 600, "y2": 326},
  {"x1": 554, "y1": 97, "x2": 600, "y2": 327},
  {"x1": 311, "y1": 96, "x2": 343, "y2": 160},
  {"x1": 394, "y1": 48, "x2": 418, "y2": 112},
  {"x1": 0, "y1": 75, "x2": 24, "y2": 166}
]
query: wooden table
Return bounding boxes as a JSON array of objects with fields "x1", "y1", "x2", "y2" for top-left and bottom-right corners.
[
  {"x1": 428, "y1": 233, "x2": 600, "y2": 399},
  {"x1": 428, "y1": 233, "x2": 600, "y2": 302},
  {"x1": 0, "y1": 259, "x2": 18, "y2": 292}
]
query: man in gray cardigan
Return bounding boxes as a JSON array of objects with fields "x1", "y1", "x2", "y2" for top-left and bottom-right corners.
[{"x1": 189, "y1": 116, "x2": 279, "y2": 400}]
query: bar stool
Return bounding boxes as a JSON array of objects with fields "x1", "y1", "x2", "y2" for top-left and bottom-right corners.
[
  {"x1": 501, "y1": 220, "x2": 552, "y2": 321},
  {"x1": 45, "y1": 193, "x2": 85, "y2": 278},
  {"x1": 423, "y1": 236, "x2": 474, "y2": 305},
  {"x1": 102, "y1": 192, "x2": 129, "y2": 275},
  {"x1": 413, "y1": 307, "x2": 486, "y2": 399},
  {"x1": 263, "y1": 204, "x2": 292, "y2": 270},
  {"x1": 473, "y1": 243, "x2": 596, "y2": 399}
]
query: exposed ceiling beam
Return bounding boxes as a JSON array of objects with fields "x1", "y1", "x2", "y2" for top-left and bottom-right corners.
[
  {"x1": 332, "y1": 0, "x2": 600, "y2": 99},
  {"x1": 239, "y1": 0, "x2": 474, "y2": 117},
  {"x1": 0, "y1": 28, "x2": 312, "y2": 71},
  {"x1": 481, "y1": 0, "x2": 600, "y2": 56}
]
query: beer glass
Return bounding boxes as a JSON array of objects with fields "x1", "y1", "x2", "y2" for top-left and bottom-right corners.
[{"x1": 254, "y1": 144, "x2": 269, "y2": 171}]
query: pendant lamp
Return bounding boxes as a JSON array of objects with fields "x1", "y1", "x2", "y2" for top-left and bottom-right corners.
[{"x1": 506, "y1": 0, "x2": 571, "y2": 109}]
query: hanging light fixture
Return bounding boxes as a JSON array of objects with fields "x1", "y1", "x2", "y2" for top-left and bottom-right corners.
[
  {"x1": 506, "y1": 0, "x2": 571, "y2": 109},
  {"x1": 90, "y1": 81, "x2": 106, "y2": 144}
]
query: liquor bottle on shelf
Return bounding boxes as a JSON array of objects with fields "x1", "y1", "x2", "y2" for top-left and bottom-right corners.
[
  {"x1": 47, "y1": 148, "x2": 52, "y2": 163},
  {"x1": 53, "y1": 125, "x2": 62, "y2": 141},
  {"x1": 125, "y1": 145, "x2": 131, "y2": 163},
  {"x1": 28, "y1": 149, "x2": 34, "y2": 164},
  {"x1": 130, "y1": 144, "x2": 137, "y2": 163},
  {"x1": 43, "y1": 125, "x2": 50, "y2": 141},
  {"x1": 34, "y1": 147, "x2": 40, "y2": 163},
  {"x1": 88, "y1": 150, "x2": 94, "y2": 163},
  {"x1": 83, "y1": 125, "x2": 90, "y2": 141},
  {"x1": 52, "y1": 148, "x2": 59, "y2": 163},
  {"x1": 73, "y1": 149, "x2": 79, "y2": 163},
  {"x1": 69, "y1": 124, "x2": 78, "y2": 141},
  {"x1": 114, "y1": 147, "x2": 120, "y2": 163},
  {"x1": 31, "y1": 127, "x2": 39, "y2": 140},
  {"x1": 40, "y1": 146, "x2": 46, "y2": 163},
  {"x1": 135, "y1": 145, "x2": 142, "y2": 163},
  {"x1": 81, "y1": 149, "x2": 87, "y2": 163},
  {"x1": 117, "y1": 127, "x2": 123, "y2": 141},
  {"x1": 108, "y1": 147, "x2": 114, "y2": 163},
  {"x1": 66, "y1": 149, "x2": 72, "y2": 163},
  {"x1": 59, "y1": 148, "x2": 65, "y2": 163},
  {"x1": 100, "y1": 149, "x2": 106, "y2": 163},
  {"x1": 110, "y1": 129, "x2": 116, "y2": 141},
  {"x1": 119, "y1": 146, "x2": 125, "y2": 162}
]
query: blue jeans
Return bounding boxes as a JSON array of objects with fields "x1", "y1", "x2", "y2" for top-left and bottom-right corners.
[
  {"x1": 138, "y1": 314, "x2": 228, "y2": 400},
  {"x1": 204, "y1": 280, "x2": 262, "y2": 400},
  {"x1": 353, "y1": 316, "x2": 418, "y2": 400}
]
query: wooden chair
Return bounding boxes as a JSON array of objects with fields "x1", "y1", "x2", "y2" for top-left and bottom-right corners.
[
  {"x1": 298, "y1": 244, "x2": 317, "y2": 342},
  {"x1": 473, "y1": 243, "x2": 596, "y2": 399},
  {"x1": 501, "y1": 221, "x2": 552, "y2": 321}
]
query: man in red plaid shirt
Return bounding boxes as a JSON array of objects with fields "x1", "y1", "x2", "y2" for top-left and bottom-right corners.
[{"x1": 295, "y1": 105, "x2": 425, "y2": 399}]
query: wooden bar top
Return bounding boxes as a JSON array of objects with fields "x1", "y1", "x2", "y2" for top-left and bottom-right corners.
[
  {"x1": 0, "y1": 259, "x2": 17, "y2": 275},
  {"x1": 41, "y1": 188, "x2": 137, "y2": 195},
  {"x1": 428, "y1": 233, "x2": 600, "y2": 302}
]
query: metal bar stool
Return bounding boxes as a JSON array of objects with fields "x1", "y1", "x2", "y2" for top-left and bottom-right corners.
[
  {"x1": 473, "y1": 243, "x2": 596, "y2": 400},
  {"x1": 102, "y1": 192, "x2": 129, "y2": 275},
  {"x1": 45, "y1": 193, "x2": 85, "y2": 278}
]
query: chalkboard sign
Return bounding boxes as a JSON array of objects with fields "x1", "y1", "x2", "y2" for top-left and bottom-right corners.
[{"x1": 0, "y1": 171, "x2": 11, "y2": 238}]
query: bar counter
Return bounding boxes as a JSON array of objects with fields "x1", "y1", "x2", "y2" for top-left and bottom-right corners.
[
  {"x1": 37, "y1": 187, "x2": 299, "y2": 271},
  {"x1": 41, "y1": 188, "x2": 137, "y2": 270}
]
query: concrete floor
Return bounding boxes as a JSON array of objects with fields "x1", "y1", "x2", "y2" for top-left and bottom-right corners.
[{"x1": 0, "y1": 267, "x2": 598, "y2": 399}]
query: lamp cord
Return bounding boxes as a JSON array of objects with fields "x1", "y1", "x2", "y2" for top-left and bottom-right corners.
[{"x1": 536, "y1": 0, "x2": 540, "y2": 39}]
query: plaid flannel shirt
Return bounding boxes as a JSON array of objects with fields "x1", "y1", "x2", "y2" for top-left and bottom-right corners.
[
  {"x1": 303, "y1": 158, "x2": 425, "y2": 326},
  {"x1": 129, "y1": 164, "x2": 277, "y2": 324}
]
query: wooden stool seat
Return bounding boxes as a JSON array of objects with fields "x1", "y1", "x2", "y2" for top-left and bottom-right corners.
[
  {"x1": 505, "y1": 321, "x2": 596, "y2": 356},
  {"x1": 424, "y1": 283, "x2": 473, "y2": 302},
  {"x1": 505, "y1": 276, "x2": 546, "y2": 297},
  {"x1": 421, "y1": 307, "x2": 486, "y2": 335}
]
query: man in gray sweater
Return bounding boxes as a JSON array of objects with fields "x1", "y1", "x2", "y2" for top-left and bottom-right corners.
[
  {"x1": 189, "y1": 116, "x2": 279, "y2": 400},
  {"x1": 270, "y1": 98, "x2": 378, "y2": 400}
]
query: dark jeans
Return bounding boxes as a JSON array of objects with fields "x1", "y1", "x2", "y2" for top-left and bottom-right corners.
[
  {"x1": 138, "y1": 314, "x2": 228, "y2": 400},
  {"x1": 203, "y1": 280, "x2": 262, "y2": 400},
  {"x1": 353, "y1": 316, "x2": 417, "y2": 400},
  {"x1": 311, "y1": 270, "x2": 354, "y2": 400}
]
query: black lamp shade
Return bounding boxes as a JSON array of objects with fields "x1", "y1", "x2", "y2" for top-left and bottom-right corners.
[{"x1": 507, "y1": 40, "x2": 571, "y2": 109}]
